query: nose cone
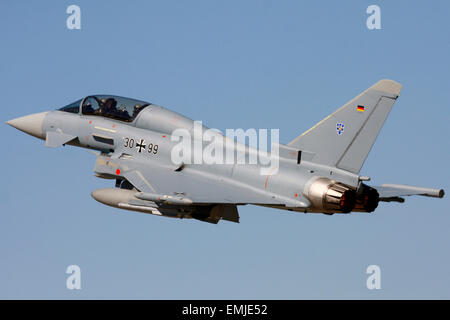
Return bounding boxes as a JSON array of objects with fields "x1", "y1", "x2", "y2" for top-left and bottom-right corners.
[{"x1": 6, "y1": 112, "x2": 48, "y2": 139}]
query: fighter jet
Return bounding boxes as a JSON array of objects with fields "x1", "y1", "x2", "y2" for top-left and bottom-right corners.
[{"x1": 6, "y1": 80, "x2": 444, "y2": 224}]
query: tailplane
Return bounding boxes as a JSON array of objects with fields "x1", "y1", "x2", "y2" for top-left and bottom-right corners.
[{"x1": 288, "y1": 79, "x2": 402, "y2": 173}]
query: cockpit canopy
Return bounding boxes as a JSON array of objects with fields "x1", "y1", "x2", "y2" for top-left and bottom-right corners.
[{"x1": 59, "y1": 95, "x2": 151, "y2": 122}]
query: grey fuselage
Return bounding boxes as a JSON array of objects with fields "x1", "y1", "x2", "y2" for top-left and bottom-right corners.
[
  {"x1": 40, "y1": 104, "x2": 360, "y2": 214},
  {"x1": 9, "y1": 81, "x2": 443, "y2": 223}
]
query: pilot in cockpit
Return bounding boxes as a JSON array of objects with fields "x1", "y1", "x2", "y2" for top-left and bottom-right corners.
[
  {"x1": 132, "y1": 104, "x2": 144, "y2": 118},
  {"x1": 99, "y1": 98, "x2": 118, "y2": 116},
  {"x1": 118, "y1": 106, "x2": 131, "y2": 120},
  {"x1": 82, "y1": 100, "x2": 94, "y2": 114}
]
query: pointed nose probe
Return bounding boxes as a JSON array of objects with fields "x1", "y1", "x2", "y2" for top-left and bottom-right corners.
[{"x1": 6, "y1": 112, "x2": 48, "y2": 139}]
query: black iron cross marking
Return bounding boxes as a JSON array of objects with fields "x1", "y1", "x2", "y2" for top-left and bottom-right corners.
[{"x1": 136, "y1": 139, "x2": 146, "y2": 153}]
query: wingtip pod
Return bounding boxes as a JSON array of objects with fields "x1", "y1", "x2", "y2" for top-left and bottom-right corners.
[
  {"x1": 370, "y1": 79, "x2": 403, "y2": 96},
  {"x1": 426, "y1": 188, "x2": 444, "y2": 198},
  {"x1": 379, "y1": 184, "x2": 445, "y2": 199}
]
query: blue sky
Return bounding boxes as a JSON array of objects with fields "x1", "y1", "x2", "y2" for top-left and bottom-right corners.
[{"x1": 1, "y1": 1, "x2": 449, "y2": 299}]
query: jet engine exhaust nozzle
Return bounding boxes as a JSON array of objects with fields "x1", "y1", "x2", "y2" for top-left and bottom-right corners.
[
  {"x1": 353, "y1": 184, "x2": 380, "y2": 213},
  {"x1": 306, "y1": 178, "x2": 357, "y2": 213}
]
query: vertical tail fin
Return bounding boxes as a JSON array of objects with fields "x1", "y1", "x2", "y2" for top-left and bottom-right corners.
[{"x1": 288, "y1": 79, "x2": 402, "y2": 173}]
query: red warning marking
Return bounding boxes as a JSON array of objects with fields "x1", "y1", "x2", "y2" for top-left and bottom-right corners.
[
  {"x1": 116, "y1": 169, "x2": 121, "y2": 175},
  {"x1": 294, "y1": 193, "x2": 299, "y2": 198},
  {"x1": 264, "y1": 166, "x2": 278, "y2": 189},
  {"x1": 112, "y1": 124, "x2": 116, "y2": 128},
  {"x1": 89, "y1": 120, "x2": 92, "y2": 124},
  {"x1": 162, "y1": 135, "x2": 166, "y2": 138}
]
